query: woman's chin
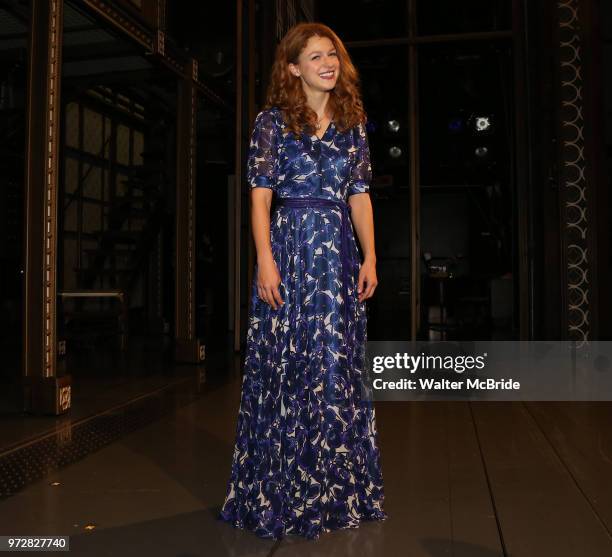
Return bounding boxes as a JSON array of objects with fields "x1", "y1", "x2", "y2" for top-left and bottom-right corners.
[{"x1": 319, "y1": 81, "x2": 337, "y2": 91}]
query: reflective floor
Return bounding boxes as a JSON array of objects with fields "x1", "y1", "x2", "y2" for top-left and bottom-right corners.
[
  {"x1": 1, "y1": 343, "x2": 612, "y2": 556},
  {"x1": 0, "y1": 335, "x2": 199, "y2": 452}
]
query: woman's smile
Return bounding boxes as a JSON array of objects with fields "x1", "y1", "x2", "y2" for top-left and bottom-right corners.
[{"x1": 319, "y1": 70, "x2": 336, "y2": 80}]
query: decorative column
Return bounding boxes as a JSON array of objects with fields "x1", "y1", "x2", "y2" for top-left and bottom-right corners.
[
  {"x1": 23, "y1": 0, "x2": 71, "y2": 414},
  {"x1": 175, "y1": 58, "x2": 205, "y2": 363},
  {"x1": 556, "y1": 0, "x2": 593, "y2": 343}
]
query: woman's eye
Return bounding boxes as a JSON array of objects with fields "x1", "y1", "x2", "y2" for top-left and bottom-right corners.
[{"x1": 311, "y1": 53, "x2": 336, "y2": 60}]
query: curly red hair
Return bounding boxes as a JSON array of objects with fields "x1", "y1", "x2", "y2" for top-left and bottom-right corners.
[{"x1": 263, "y1": 22, "x2": 366, "y2": 137}]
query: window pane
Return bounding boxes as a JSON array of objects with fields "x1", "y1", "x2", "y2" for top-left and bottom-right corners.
[
  {"x1": 352, "y1": 47, "x2": 411, "y2": 189},
  {"x1": 83, "y1": 108, "x2": 103, "y2": 155},
  {"x1": 351, "y1": 46, "x2": 412, "y2": 340},
  {"x1": 319, "y1": 0, "x2": 410, "y2": 42},
  {"x1": 417, "y1": 0, "x2": 512, "y2": 35},
  {"x1": 418, "y1": 41, "x2": 513, "y2": 188},
  {"x1": 418, "y1": 41, "x2": 516, "y2": 340}
]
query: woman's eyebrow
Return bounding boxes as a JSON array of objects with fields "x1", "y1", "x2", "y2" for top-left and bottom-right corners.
[{"x1": 307, "y1": 49, "x2": 337, "y2": 56}]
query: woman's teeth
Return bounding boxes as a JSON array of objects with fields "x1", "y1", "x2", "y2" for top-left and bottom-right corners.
[{"x1": 320, "y1": 71, "x2": 335, "y2": 79}]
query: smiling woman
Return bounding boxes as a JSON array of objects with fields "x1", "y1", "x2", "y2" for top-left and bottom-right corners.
[
  {"x1": 217, "y1": 22, "x2": 387, "y2": 541},
  {"x1": 264, "y1": 23, "x2": 367, "y2": 139},
  {"x1": 287, "y1": 35, "x2": 339, "y2": 139}
]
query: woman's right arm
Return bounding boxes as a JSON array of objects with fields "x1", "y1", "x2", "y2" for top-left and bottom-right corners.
[
  {"x1": 251, "y1": 188, "x2": 284, "y2": 310},
  {"x1": 247, "y1": 109, "x2": 284, "y2": 310}
]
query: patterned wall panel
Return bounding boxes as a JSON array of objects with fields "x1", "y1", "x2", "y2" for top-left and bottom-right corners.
[{"x1": 557, "y1": 0, "x2": 590, "y2": 343}]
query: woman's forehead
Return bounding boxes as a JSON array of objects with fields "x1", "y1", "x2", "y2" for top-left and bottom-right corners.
[{"x1": 302, "y1": 35, "x2": 335, "y2": 55}]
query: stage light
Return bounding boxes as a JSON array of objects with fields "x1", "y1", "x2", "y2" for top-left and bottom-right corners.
[
  {"x1": 475, "y1": 146, "x2": 489, "y2": 158},
  {"x1": 467, "y1": 113, "x2": 494, "y2": 135},
  {"x1": 474, "y1": 116, "x2": 491, "y2": 132},
  {"x1": 389, "y1": 146, "x2": 402, "y2": 158},
  {"x1": 387, "y1": 119, "x2": 400, "y2": 133}
]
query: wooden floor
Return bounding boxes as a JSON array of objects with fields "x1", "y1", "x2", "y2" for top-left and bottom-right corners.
[
  {"x1": 370, "y1": 400, "x2": 612, "y2": 557},
  {"x1": 1, "y1": 369, "x2": 612, "y2": 556}
]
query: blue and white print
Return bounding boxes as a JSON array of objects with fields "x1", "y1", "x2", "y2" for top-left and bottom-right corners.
[{"x1": 218, "y1": 107, "x2": 387, "y2": 540}]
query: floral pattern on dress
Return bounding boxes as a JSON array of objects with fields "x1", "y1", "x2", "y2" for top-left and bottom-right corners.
[{"x1": 218, "y1": 107, "x2": 387, "y2": 540}]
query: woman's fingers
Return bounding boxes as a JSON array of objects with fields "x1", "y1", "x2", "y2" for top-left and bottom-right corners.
[
  {"x1": 265, "y1": 287, "x2": 275, "y2": 308},
  {"x1": 364, "y1": 282, "x2": 377, "y2": 300},
  {"x1": 256, "y1": 262, "x2": 284, "y2": 309},
  {"x1": 257, "y1": 284, "x2": 269, "y2": 306},
  {"x1": 358, "y1": 275, "x2": 367, "y2": 295},
  {"x1": 258, "y1": 283, "x2": 283, "y2": 309},
  {"x1": 357, "y1": 272, "x2": 367, "y2": 302},
  {"x1": 271, "y1": 284, "x2": 284, "y2": 308},
  {"x1": 358, "y1": 275, "x2": 378, "y2": 301}
]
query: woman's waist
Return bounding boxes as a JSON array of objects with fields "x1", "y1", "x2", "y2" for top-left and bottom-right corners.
[{"x1": 274, "y1": 196, "x2": 350, "y2": 210}]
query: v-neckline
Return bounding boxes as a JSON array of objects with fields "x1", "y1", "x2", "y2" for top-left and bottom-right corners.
[{"x1": 312, "y1": 120, "x2": 334, "y2": 142}]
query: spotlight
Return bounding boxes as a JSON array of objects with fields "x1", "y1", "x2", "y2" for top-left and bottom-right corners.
[
  {"x1": 389, "y1": 146, "x2": 402, "y2": 158},
  {"x1": 469, "y1": 114, "x2": 493, "y2": 134},
  {"x1": 475, "y1": 116, "x2": 491, "y2": 132},
  {"x1": 387, "y1": 119, "x2": 400, "y2": 133},
  {"x1": 475, "y1": 146, "x2": 489, "y2": 158}
]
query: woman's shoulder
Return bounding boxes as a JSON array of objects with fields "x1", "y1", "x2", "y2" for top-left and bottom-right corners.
[
  {"x1": 350, "y1": 119, "x2": 368, "y2": 138},
  {"x1": 352, "y1": 118, "x2": 367, "y2": 131},
  {"x1": 251, "y1": 107, "x2": 285, "y2": 142},
  {"x1": 255, "y1": 106, "x2": 283, "y2": 126}
]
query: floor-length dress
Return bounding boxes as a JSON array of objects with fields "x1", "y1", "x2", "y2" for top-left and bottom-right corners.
[{"x1": 218, "y1": 106, "x2": 387, "y2": 540}]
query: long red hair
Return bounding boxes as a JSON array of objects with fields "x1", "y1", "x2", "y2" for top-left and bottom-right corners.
[{"x1": 264, "y1": 22, "x2": 366, "y2": 137}]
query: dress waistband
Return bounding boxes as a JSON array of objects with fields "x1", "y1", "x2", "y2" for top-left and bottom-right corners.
[
  {"x1": 274, "y1": 197, "x2": 355, "y2": 339},
  {"x1": 275, "y1": 197, "x2": 351, "y2": 212}
]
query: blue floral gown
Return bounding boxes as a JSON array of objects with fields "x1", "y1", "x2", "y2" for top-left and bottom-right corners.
[{"x1": 218, "y1": 106, "x2": 387, "y2": 540}]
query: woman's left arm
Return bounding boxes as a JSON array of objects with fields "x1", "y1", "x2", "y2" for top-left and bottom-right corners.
[{"x1": 349, "y1": 193, "x2": 377, "y2": 302}]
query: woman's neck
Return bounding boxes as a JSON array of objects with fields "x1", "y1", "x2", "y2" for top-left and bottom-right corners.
[{"x1": 304, "y1": 89, "x2": 331, "y2": 118}]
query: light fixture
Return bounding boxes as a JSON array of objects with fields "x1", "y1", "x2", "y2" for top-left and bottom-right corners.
[
  {"x1": 473, "y1": 115, "x2": 493, "y2": 133},
  {"x1": 389, "y1": 146, "x2": 402, "y2": 158},
  {"x1": 474, "y1": 116, "x2": 491, "y2": 133},
  {"x1": 387, "y1": 119, "x2": 400, "y2": 133}
]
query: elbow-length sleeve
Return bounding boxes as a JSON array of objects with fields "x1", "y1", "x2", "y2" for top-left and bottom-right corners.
[
  {"x1": 247, "y1": 109, "x2": 280, "y2": 190},
  {"x1": 348, "y1": 121, "x2": 372, "y2": 196}
]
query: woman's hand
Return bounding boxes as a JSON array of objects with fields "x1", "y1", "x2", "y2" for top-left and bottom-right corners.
[
  {"x1": 257, "y1": 253, "x2": 285, "y2": 310},
  {"x1": 357, "y1": 257, "x2": 378, "y2": 302},
  {"x1": 348, "y1": 193, "x2": 377, "y2": 303}
]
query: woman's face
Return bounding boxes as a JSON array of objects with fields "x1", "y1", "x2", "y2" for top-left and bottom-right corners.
[{"x1": 288, "y1": 35, "x2": 340, "y2": 95}]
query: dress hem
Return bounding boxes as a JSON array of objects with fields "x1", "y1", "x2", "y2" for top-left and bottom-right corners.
[{"x1": 216, "y1": 508, "x2": 388, "y2": 541}]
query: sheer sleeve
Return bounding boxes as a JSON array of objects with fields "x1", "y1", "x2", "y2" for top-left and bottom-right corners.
[
  {"x1": 348, "y1": 121, "x2": 372, "y2": 196},
  {"x1": 247, "y1": 109, "x2": 280, "y2": 190}
]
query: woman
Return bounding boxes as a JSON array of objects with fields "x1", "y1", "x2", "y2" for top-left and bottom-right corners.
[{"x1": 218, "y1": 22, "x2": 387, "y2": 540}]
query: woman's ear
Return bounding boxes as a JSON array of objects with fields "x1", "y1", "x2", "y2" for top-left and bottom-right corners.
[{"x1": 288, "y1": 63, "x2": 300, "y2": 77}]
